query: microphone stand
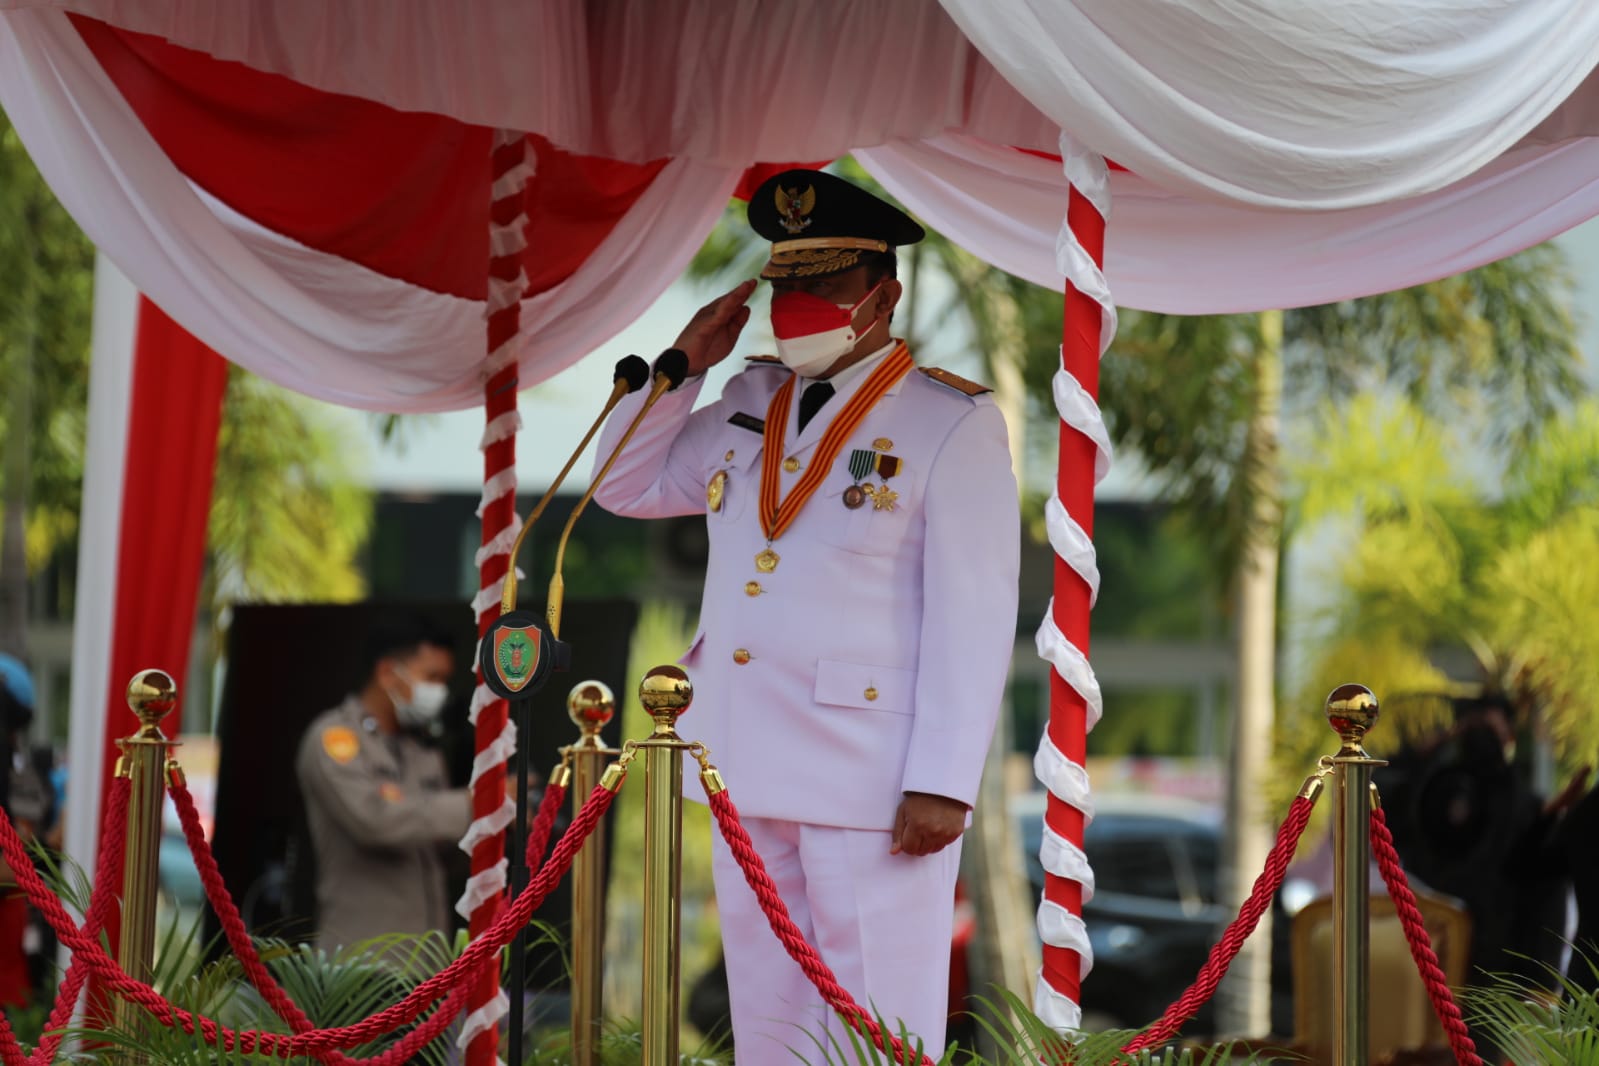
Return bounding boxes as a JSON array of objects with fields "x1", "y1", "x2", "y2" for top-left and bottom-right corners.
[
  {"x1": 496, "y1": 356, "x2": 645, "y2": 1065},
  {"x1": 545, "y1": 350, "x2": 689, "y2": 640},
  {"x1": 498, "y1": 351, "x2": 683, "y2": 1066}
]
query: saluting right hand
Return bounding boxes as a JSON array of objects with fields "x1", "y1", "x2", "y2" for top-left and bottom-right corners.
[{"x1": 673, "y1": 279, "x2": 757, "y2": 376}]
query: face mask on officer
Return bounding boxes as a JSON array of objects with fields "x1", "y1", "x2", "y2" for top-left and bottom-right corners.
[
  {"x1": 387, "y1": 665, "x2": 449, "y2": 731},
  {"x1": 770, "y1": 281, "x2": 885, "y2": 377}
]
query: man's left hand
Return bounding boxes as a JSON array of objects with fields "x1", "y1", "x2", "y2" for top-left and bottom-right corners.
[{"x1": 890, "y1": 792, "x2": 968, "y2": 856}]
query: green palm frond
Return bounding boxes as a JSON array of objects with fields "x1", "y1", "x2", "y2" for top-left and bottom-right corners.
[
  {"x1": 1501, "y1": 399, "x2": 1599, "y2": 537},
  {"x1": 1466, "y1": 955, "x2": 1599, "y2": 1065},
  {"x1": 208, "y1": 367, "x2": 373, "y2": 605}
]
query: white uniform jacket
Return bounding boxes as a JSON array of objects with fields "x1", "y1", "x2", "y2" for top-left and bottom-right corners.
[{"x1": 592, "y1": 352, "x2": 1020, "y2": 830}]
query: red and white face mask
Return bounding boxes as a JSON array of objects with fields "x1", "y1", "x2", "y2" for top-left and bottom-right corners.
[{"x1": 769, "y1": 282, "x2": 884, "y2": 377}]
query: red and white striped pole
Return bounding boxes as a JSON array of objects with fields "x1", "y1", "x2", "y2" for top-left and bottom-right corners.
[
  {"x1": 1033, "y1": 134, "x2": 1115, "y2": 1030},
  {"x1": 457, "y1": 129, "x2": 533, "y2": 1066}
]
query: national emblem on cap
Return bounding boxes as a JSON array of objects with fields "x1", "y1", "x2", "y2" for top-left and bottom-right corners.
[
  {"x1": 749, "y1": 169, "x2": 925, "y2": 280},
  {"x1": 775, "y1": 183, "x2": 816, "y2": 235}
]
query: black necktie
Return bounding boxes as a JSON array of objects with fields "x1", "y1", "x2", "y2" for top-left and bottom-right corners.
[{"x1": 797, "y1": 381, "x2": 835, "y2": 432}]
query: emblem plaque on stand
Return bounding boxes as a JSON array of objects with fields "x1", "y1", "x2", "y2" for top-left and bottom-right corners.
[{"x1": 479, "y1": 609, "x2": 566, "y2": 699}]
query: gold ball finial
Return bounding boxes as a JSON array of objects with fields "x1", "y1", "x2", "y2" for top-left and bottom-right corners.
[
  {"x1": 638, "y1": 665, "x2": 693, "y2": 725},
  {"x1": 1326, "y1": 683, "x2": 1379, "y2": 746},
  {"x1": 568, "y1": 681, "x2": 616, "y2": 735},
  {"x1": 126, "y1": 669, "x2": 177, "y2": 729}
]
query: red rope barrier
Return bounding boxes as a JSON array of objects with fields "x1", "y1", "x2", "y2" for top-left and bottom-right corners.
[
  {"x1": 707, "y1": 790, "x2": 935, "y2": 1066},
  {"x1": 169, "y1": 777, "x2": 328, "y2": 1051},
  {"x1": 170, "y1": 775, "x2": 565, "y2": 1062},
  {"x1": 173, "y1": 780, "x2": 470, "y2": 1065},
  {"x1": 525, "y1": 780, "x2": 566, "y2": 870},
  {"x1": 1369, "y1": 807, "x2": 1483, "y2": 1066},
  {"x1": 1118, "y1": 795, "x2": 1316, "y2": 1058},
  {"x1": 0, "y1": 777, "x2": 133, "y2": 1066},
  {"x1": 325, "y1": 779, "x2": 561, "y2": 1066},
  {"x1": 0, "y1": 781, "x2": 616, "y2": 1057},
  {"x1": 26, "y1": 775, "x2": 133, "y2": 1066},
  {"x1": 0, "y1": 1002, "x2": 21, "y2": 1066}
]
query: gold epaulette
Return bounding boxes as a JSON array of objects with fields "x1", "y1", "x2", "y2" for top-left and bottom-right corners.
[
  {"x1": 745, "y1": 355, "x2": 784, "y2": 366},
  {"x1": 918, "y1": 366, "x2": 992, "y2": 396}
]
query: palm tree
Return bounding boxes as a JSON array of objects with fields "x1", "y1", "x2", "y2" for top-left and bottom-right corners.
[{"x1": 1282, "y1": 393, "x2": 1599, "y2": 774}]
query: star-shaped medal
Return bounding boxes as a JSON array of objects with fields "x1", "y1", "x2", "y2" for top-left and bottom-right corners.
[{"x1": 862, "y1": 483, "x2": 899, "y2": 512}]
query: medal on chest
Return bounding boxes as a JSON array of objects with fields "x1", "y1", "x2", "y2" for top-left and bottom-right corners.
[
  {"x1": 845, "y1": 448, "x2": 904, "y2": 511},
  {"x1": 754, "y1": 344, "x2": 913, "y2": 571}
]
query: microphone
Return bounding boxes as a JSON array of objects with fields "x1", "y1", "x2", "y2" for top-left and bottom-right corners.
[
  {"x1": 497, "y1": 355, "x2": 650, "y2": 615},
  {"x1": 545, "y1": 349, "x2": 693, "y2": 638},
  {"x1": 652, "y1": 347, "x2": 690, "y2": 390},
  {"x1": 616, "y1": 353, "x2": 652, "y2": 393}
]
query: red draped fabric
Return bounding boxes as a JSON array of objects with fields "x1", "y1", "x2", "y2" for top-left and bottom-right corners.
[
  {"x1": 97, "y1": 297, "x2": 228, "y2": 955},
  {"x1": 74, "y1": 16, "x2": 671, "y2": 302}
]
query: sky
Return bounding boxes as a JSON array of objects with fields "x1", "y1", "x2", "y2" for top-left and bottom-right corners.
[{"x1": 331, "y1": 215, "x2": 1599, "y2": 502}]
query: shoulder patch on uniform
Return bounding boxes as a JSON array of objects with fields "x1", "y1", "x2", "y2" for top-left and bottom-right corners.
[
  {"x1": 918, "y1": 367, "x2": 992, "y2": 396},
  {"x1": 744, "y1": 354, "x2": 785, "y2": 366},
  {"x1": 321, "y1": 726, "x2": 359, "y2": 765}
]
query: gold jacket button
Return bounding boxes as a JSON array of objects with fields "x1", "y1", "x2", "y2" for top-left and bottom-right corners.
[
  {"x1": 732, "y1": 648, "x2": 751, "y2": 665},
  {"x1": 864, "y1": 686, "x2": 879, "y2": 702},
  {"x1": 724, "y1": 449, "x2": 735, "y2": 462},
  {"x1": 745, "y1": 581, "x2": 762, "y2": 597},
  {"x1": 783, "y1": 456, "x2": 801, "y2": 473}
]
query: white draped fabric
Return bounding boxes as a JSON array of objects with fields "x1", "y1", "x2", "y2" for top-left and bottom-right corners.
[
  {"x1": 941, "y1": 0, "x2": 1599, "y2": 208},
  {"x1": 7, "y1": 0, "x2": 1599, "y2": 206},
  {"x1": 858, "y1": 133, "x2": 1599, "y2": 314}
]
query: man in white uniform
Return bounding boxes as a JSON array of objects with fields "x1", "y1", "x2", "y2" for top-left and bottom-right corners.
[{"x1": 593, "y1": 170, "x2": 1019, "y2": 1059}]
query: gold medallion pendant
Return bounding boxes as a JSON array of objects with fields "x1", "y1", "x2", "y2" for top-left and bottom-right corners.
[
  {"x1": 755, "y1": 547, "x2": 780, "y2": 573},
  {"x1": 842, "y1": 484, "x2": 867, "y2": 510},
  {"x1": 862, "y1": 483, "x2": 899, "y2": 512},
  {"x1": 706, "y1": 470, "x2": 727, "y2": 512}
]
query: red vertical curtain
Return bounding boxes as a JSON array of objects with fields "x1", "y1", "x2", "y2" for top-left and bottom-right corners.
[{"x1": 97, "y1": 297, "x2": 227, "y2": 948}]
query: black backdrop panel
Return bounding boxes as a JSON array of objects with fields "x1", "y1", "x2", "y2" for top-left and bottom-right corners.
[{"x1": 208, "y1": 599, "x2": 639, "y2": 989}]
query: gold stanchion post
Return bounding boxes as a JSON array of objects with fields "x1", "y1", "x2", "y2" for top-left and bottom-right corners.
[
  {"x1": 567, "y1": 681, "x2": 619, "y2": 1066},
  {"x1": 114, "y1": 669, "x2": 179, "y2": 1039},
  {"x1": 1326, "y1": 683, "x2": 1384, "y2": 1066},
  {"x1": 636, "y1": 666, "x2": 693, "y2": 1066}
]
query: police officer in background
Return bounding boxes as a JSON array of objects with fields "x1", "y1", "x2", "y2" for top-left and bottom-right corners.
[
  {"x1": 593, "y1": 170, "x2": 1020, "y2": 1058},
  {"x1": 294, "y1": 618, "x2": 480, "y2": 951}
]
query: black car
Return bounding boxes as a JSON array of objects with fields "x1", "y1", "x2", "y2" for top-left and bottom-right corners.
[{"x1": 1013, "y1": 792, "x2": 1229, "y2": 1034}]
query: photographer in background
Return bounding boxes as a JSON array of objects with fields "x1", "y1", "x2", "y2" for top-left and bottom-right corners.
[{"x1": 1377, "y1": 690, "x2": 1590, "y2": 1061}]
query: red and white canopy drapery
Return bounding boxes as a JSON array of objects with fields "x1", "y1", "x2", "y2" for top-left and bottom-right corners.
[
  {"x1": 5, "y1": 4, "x2": 1599, "y2": 408},
  {"x1": 5, "y1": 0, "x2": 1599, "y2": 1041}
]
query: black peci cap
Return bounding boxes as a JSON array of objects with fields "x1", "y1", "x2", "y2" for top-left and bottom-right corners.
[{"x1": 748, "y1": 169, "x2": 925, "y2": 280}]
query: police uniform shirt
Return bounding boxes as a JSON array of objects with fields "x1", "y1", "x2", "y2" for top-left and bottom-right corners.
[
  {"x1": 294, "y1": 697, "x2": 471, "y2": 950},
  {"x1": 591, "y1": 343, "x2": 1020, "y2": 830}
]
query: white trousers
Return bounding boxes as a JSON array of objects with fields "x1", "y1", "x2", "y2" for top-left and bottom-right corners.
[{"x1": 709, "y1": 816, "x2": 962, "y2": 1065}]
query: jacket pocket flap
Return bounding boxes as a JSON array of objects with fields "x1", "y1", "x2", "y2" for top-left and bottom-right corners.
[{"x1": 814, "y1": 659, "x2": 914, "y2": 714}]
